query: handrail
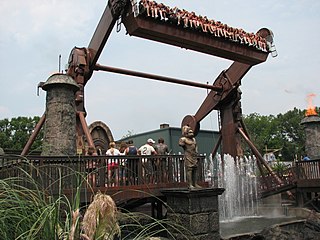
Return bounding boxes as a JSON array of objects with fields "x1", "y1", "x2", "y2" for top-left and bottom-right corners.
[
  {"x1": 295, "y1": 159, "x2": 320, "y2": 180},
  {"x1": 258, "y1": 159, "x2": 320, "y2": 197},
  {"x1": 0, "y1": 154, "x2": 206, "y2": 193}
]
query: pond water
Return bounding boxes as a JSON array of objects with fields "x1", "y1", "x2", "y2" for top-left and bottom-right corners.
[{"x1": 220, "y1": 216, "x2": 304, "y2": 238}]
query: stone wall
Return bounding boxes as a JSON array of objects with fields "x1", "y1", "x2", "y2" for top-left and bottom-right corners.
[{"x1": 162, "y1": 188, "x2": 224, "y2": 240}]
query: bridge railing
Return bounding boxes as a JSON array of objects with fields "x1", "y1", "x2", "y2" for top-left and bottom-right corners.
[
  {"x1": 258, "y1": 159, "x2": 320, "y2": 195},
  {"x1": 258, "y1": 166, "x2": 297, "y2": 191},
  {"x1": 295, "y1": 159, "x2": 320, "y2": 180},
  {"x1": 0, "y1": 154, "x2": 206, "y2": 193}
]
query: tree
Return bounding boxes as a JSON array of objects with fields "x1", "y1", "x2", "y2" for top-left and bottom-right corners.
[
  {"x1": 243, "y1": 108, "x2": 308, "y2": 161},
  {"x1": 0, "y1": 116, "x2": 43, "y2": 152},
  {"x1": 243, "y1": 112, "x2": 280, "y2": 153},
  {"x1": 275, "y1": 108, "x2": 305, "y2": 160},
  {"x1": 121, "y1": 130, "x2": 134, "y2": 139}
]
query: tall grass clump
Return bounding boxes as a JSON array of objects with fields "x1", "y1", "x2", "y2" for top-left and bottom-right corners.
[
  {"x1": 0, "y1": 161, "x2": 191, "y2": 240},
  {"x1": 0, "y1": 169, "x2": 72, "y2": 239},
  {"x1": 81, "y1": 192, "x2": 120, "y2": 240}
]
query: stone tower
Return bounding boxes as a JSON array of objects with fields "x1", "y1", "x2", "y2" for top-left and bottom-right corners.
[
  {"x1": 41, "y1": 73, "x2": 79, "y2": 156},
  {"x1": 301, "y1": 114, "x2": 320, "y2": 160}
]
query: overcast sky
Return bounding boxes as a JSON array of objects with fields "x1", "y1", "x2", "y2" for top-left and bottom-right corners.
[{"x1": 1, "y1": 0, "x2": 320, "y2": 140}]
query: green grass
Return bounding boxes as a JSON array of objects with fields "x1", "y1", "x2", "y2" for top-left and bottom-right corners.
[
  {"x1": 0, "y1": 162, "x2": 191, "y2": 240},
  {"x1": 0, "y1": 171, "x2": 70, "y2": 239}
]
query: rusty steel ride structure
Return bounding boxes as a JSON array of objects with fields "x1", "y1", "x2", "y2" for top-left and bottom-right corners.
[{"x1": 21, "y1": 0, "x2": 281, "y2": 188}]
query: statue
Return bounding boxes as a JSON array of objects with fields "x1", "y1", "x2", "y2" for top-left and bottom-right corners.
[{"x1": 179, "y1": 125, "x2": 201, "y2": 189}]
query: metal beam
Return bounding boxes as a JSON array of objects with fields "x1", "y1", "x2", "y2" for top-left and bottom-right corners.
[
  {"x1": 88, "y1": 0, "x2": 128, "y2": 69},
  {"x1": 21, "y1": 113, "x2": 46, "y2": 156},
  {"x1": 238, "y1": 127, "x2": 285, "y2": 185},
  {"x1": 194, "y1": 62, "x2": 251, "y2": 122},
  {"x1": 78, "y1": 111, "x2": 97, "y2": 155},
  {"x1": 94, "y1": 64, "x2": 223, "y2": 91}
]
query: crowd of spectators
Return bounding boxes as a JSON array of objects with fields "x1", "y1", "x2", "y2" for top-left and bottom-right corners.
[
  {"x1": 137, "y1": 0, "x2": 268, "y2": 52},
  {"x1": 102, "y1": 138, "x2": 170, "y2": 186}
]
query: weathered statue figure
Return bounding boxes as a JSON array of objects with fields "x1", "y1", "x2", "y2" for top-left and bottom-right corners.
[{"x1": 179, "y1": 125, "x2": 201, "y2": 189}]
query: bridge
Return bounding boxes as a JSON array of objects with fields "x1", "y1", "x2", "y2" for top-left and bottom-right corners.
[
  {"x1": 260, "y1": 159, "x2": 320, "y2": 210},
  {"x1": 1, "y1": 154, "x2": 319, "y2": 214},
  {"x1": 0, "y1": 154, "x2": 208, "y2": 217}
]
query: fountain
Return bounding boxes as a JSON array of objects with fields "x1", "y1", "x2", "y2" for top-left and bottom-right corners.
[
  {"x1": 217, "y1": 155, "x2": 259, "y2": 220},
  {"x1": 204, "y1": 154, "x2": 320, "y2": 239},
  {"x1": 207, "y1": 154, "x2": 259, "y2": 220}
]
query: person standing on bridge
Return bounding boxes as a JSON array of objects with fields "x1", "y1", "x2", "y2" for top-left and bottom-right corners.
[
  {"x1": 179, "y1": 126, "x2": 201, "y2": 189},
  {"x1": 303, "y1": 154, "x2": 311, "y2": 161},
  {"x1": 85, "y1": 146, "x2": 97, "y2": 187},
  {"x1": 106, "y1": 142, "x2": 121, "y2": 187},
  {"x1": 154, "y1": 137, "x2": 169, "y2": 182},
  {"x1": 138, "y1": 138, "x2": 157, "y2": 183},
  {"x1": 125, "y1": 141, "x2": 139, "y2": 185}
]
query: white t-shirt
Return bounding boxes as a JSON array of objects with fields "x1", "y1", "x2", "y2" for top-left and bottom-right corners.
[
  {"x1": 106, "y1": 148, "x2": 121, "y2": 167},
  {"x1": 106, "y1": 148, "x2": 121, "y2": 156},
  {"x1": 139, "y1": 144, "x2": 156, "y2": 155}
]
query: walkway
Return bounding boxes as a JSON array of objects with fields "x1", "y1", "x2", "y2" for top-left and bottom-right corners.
[{"x1": 0, "y1": 154, "x2": 207, "y2": 207}]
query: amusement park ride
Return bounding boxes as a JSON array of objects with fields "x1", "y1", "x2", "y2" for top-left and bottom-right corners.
[{"x1": 21, "y1": 0, "x2": 280, "y2": 184}]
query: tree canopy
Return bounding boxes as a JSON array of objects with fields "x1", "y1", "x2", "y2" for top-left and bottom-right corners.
[
  {"x1": 0, "y1": 116, "x2": 43, "y2": 152},
  {"x1": 243, "y1": 107, "x2": 309, "y2": 161}
]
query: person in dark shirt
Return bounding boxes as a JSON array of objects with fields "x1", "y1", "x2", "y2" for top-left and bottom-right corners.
[
  {"x1": 125, "y1": 141, "x2": 139, "y2": 185},
  {"x1": 154, "y1": 138, "x2": 169, "y2": 182}
]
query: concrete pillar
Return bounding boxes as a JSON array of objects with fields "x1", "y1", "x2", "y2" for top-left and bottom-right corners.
[
  {"x1": 162, "y1": 188, "x2": 224, "y2": 240},
  {"x1": 41, "y1": 73, "x2": 79, "y2": 156}
]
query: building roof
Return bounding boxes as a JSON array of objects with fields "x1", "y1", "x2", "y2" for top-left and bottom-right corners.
[{"x1": 118, "y1": 125, "x2": 220, "y2": 156}]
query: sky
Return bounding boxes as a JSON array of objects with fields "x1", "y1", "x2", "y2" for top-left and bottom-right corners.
[{"x1": 1, "y1": 0, "x2": 320, "y2": 140}]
